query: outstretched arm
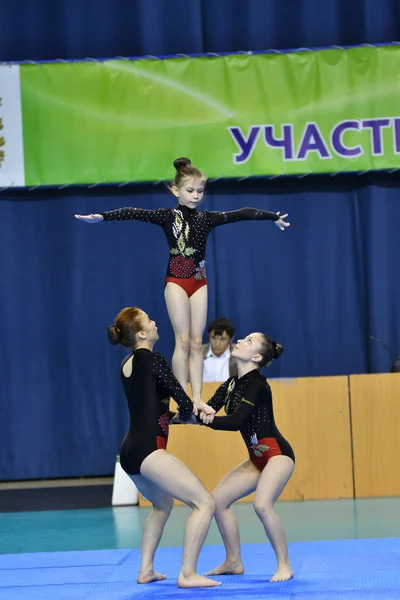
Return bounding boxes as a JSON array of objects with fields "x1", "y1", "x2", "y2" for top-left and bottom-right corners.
[
  {"x1": 199, "y1": 378, "x2": 264, "y2": 429},
  {"x1": 208, "y1": 208, "x2": 290, "y2": 231},
  {"x1": 206, "y1": 380, "x2": 230, "y2": 413},
  {"x1": 75, "y1": 207, "x2": 169, "y2": 226},
  {"x1": 199, "y1": 396, "x2": 255, "y2": 431},
  {"x1": 152, "y1": 354, "x2": 194, "y2": 422}
]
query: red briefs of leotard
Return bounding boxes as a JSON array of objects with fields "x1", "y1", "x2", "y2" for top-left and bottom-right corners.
[
  {"x1": 165, "y1": 275, "x2": 208, "y2": 298},
  {"x1": 249, "y1": 437, "x2": 286, "y2": 471}
]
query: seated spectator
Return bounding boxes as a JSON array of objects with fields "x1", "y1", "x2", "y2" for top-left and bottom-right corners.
[{"x1": 202, "y1": 318, "x2": 237, "y2": 382}]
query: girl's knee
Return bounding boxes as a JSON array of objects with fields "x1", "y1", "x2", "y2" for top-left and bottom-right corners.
[
  {"x1": 196, "y1": 492, "x2": 216, "y2": 515},
  {"x1": 154, "y1": 496, "x2": 174, "y2": 515},
  {"x1": 253, "y1": 499, "x2": 274, "y2": 520},
  {"x1": 212, "y1": 493, "x2": 231, "y2": 513},
  {"x1": 175, "y1": 335, "x2": 190, "y2": 354},
  {"x1": 190, "y1": 336, "x2": 203, "y2": 352},
  {"x1": 205, "y1": 494, "x2": 216, "y2": 514}
]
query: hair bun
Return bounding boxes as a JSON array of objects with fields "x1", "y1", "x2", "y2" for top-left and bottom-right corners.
[
  {"x1": 173, "y1": 157, "x2": 191, "y2": 170},
  {"x1": 273, "y1": 342, "x2": 284, "y2": 360},
  {"x1": 107, "y1": 324, "x2": 120, "y2": 346}
]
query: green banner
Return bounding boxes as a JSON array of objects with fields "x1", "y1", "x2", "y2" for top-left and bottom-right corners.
[{"x1": 18, "y1": 46, "x2": 400, "y2": 186}]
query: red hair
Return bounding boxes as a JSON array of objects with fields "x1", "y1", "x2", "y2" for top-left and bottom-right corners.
[{"x1": 107, "y1": 307, "x2": 144, "y2": 349}]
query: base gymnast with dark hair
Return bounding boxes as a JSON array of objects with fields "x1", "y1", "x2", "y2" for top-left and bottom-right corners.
[
  {"x1": 107, "y1": 306, "x2": 220, "y2": 588},
  {"x1": 193, "y1": 332, "x2": 295, "y2": 582}
]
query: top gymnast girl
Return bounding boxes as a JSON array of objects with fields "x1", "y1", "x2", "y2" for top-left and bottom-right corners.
[{"x1": 75, "y1": 157, "x2": 290, "y2": 411}]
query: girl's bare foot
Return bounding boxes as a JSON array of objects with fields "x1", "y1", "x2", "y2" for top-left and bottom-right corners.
[
  {"x1": 270, "y1": 563, "x2": 294, "y2": 582},
  {"x1": 205, "y1": 559, "x2": 245, "y2": 576},
  {"x1": 177, "y1": 572, "x2": 221, "y2": 588},
  {"x1": 137, "y1": 570, "x2": 167, "y2": 584}
]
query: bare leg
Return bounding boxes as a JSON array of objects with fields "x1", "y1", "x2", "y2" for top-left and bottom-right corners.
[
  {"x1": 164, "y1": 283, "x2": 191, "y2": 391},
  {"x1": 189, "y1": 285, "x2": 208, "y2": 403},
  {"x1": 253, "y1": 455, "x2": 295, "y2": 582},
  {"x1": 140, "y1": 450, "x2": 221, "y2": 587},
  {"x1": 131, "y1": 475, "x2": 173, "y2": 583},
  {"x1": 206, "y1": 460, "x2": 260, "y2": 576}
]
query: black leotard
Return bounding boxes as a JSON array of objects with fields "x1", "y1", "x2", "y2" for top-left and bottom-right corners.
[
  {"x1": 202, "y1": 370, "x2": 294, "y2": 471},
  {"x1": 119, "y1": 348, "x2": 193, "y2": 475},
  {"x1": 101, "y1": 205, "x2": 279, "y2": 280}
]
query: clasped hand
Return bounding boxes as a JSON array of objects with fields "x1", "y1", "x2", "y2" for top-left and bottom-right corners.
[{"x1": 193, "y1": 401, "x2": 215, "y2": 425}]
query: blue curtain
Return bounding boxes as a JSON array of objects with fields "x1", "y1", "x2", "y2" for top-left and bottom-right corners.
[
  {"x1": 1, "y1": 0, "x2": 400, "y2": 62},
  {"x1": 1, "y1": 178, "x2": 400, "y2": 479},
  {"x1": 1, "y1": 0, "x2": 400, "y2": 479}
]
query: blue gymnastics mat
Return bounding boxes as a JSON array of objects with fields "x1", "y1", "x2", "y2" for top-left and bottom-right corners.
[{"x1": 1, "y1": 537, "x2": 400, "y2": 599}]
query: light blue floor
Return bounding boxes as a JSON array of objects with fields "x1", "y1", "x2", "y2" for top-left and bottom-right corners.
[{"x1": 1, "y1": 497, "x2": 400, "y2": 554}]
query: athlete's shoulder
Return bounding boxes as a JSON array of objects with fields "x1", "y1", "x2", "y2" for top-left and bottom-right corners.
[
  {"x1": 245, "y1": 371, "x2": 269, "y2": 395},
  {"x1": 151, "y1": 352, "x2": 169, "y2": 368},
  {"x1": 133, "y1": 348, "x2": 153, "y2": 360}
]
